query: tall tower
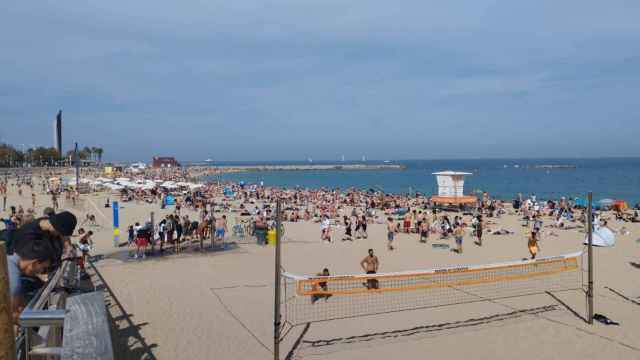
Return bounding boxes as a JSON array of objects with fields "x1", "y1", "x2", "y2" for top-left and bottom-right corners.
[{"x1": 54, "y1": 110, "x2": 62, "y2": 156}]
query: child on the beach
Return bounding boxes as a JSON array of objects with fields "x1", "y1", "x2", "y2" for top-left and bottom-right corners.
[
  {"x1": 135, "y1": 227, "x2": 150, "y2": 259},
  {"x1": 420, "y1": 220, "x2": 429, "y2": 243},
  {"x1": 127, "y1": 225, "x2": 135, "y2": 257}
]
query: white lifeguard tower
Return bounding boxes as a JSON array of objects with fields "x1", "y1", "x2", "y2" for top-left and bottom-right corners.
[{"x1": 430, "y1": 171, "x2": 477, "y2": 205}]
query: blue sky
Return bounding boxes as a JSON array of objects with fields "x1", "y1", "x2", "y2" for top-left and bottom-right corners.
[{"x1": 1, "y1": 1, "x2": 639, "y2": 161}]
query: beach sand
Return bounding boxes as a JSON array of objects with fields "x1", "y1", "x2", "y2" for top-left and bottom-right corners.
[{"x1": 4, "y1": 182, "x2": 640, "y2": 360}]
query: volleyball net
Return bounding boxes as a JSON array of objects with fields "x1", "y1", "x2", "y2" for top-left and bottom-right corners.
[{"x1": 281, "y1": 251, "x2": 584, "y2": 326}]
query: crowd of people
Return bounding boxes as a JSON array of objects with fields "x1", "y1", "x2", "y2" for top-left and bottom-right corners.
[{"x1": 4, "y1": 166, "x2": 637, "y2": 314}]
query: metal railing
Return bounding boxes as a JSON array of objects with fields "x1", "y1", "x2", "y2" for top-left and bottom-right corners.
[{"x1": 16, "y1": 257, "x2": 78, "y2": 360}]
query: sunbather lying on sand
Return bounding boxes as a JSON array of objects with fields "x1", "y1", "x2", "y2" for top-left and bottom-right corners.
[{"x1": 487, "y1": 228, "x2": 513, "y2": 235}]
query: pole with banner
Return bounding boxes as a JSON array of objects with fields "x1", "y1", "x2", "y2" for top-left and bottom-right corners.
[{"x1": 113, "y1": 201, "x2": 120, "y2": 248}]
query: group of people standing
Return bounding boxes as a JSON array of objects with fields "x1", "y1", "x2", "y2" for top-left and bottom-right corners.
[{"x1": 127, "y1": 209, "x2": 229, "y2": 259}]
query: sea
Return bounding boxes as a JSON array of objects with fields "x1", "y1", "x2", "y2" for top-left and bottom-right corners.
[{"x1": 201, "y1": 158, "x2": 640, "y2": 204}]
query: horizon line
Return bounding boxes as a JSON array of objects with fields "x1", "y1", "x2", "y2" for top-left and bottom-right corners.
[{"x1": 108, "y1": 156, "x2": 640, "y2": 163}]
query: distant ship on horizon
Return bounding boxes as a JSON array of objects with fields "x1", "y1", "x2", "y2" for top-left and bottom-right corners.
[{"x1": 205, "y1": 158, "x2": 214, "y2": 163}]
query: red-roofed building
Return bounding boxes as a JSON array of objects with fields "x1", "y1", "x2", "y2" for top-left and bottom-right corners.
[{"x1": 152, "y1": 156, "x2": 179, "y2": 168}]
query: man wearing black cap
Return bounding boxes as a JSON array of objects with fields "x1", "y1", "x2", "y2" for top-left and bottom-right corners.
[{"x1": 7, "y1": 211, "x2": 76, "y2": 323}]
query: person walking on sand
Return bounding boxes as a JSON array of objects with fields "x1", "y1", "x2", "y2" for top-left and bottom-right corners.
[
  {"x1": 474, "y1": 214, "x2": 484, "y2": 246},
  {"x1": 360, "y1": 249, "x2": 379, "y2": 290},
  {"x1": 419, "y1": 218, "x2": 430, "y2": 243},
  {"x1": 354, "y1": 214, "x2": 366, "y2": 239},
  {"x1": 528, "y1": 231, "x2": 538, "y2": 259},
  {"x1": 1, "y1": 181, "x2": 7, "y2": 211},
  {"x1": 342, "y1": 215, "x2": 353, "y2": 241},
  {"x1": 386, "y1": 217, "x2": 397, "y2": 250},
  {"x1": 320, "y1": 215, "x2": 331, "y2": 243},
  {"x1": 215, "y1": 215, "x2": 228, "y2": 246},
  {"x1": 51, "y1": 191, "x2": 59, "y2": 210},
  {"x1": 454, "y1": 224, "x2": 465, "y2": 254},
  {"x1": 31, "y1": 193, "x2": 36, "y2": 209}
]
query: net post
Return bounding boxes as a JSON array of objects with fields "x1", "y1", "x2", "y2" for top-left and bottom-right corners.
[
  {"x1": 274, "y1": 198, "x2": 282, "y2": 360},
  {"x1": 587, "y1": 192, "x2": 594, "y2": 324}
]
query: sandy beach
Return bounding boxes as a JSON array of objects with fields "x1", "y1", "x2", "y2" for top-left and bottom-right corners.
[{"x1": 3, "y1": 173, "x2": 640, "y2": 360}]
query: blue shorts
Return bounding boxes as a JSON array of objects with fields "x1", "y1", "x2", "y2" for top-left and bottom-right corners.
[
  {"x1": 216, "y1": 228, "x2": 225, "y2": 237},
  {"x1": 387, "y1": 232, "x2": 394, "y2": 241}
]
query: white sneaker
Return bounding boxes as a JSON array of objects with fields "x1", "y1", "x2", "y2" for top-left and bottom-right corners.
[{"x1": 134, "y1": 254, "x2": 138, "y2": 259}]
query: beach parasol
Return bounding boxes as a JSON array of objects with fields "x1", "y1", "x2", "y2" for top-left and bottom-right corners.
[{"x1": 613, "y1": 199, "x2": 628, "y2": 211}]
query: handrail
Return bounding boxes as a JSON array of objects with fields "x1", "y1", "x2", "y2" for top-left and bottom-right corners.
[
  {"x1": 19, "y1": 309, "x2": 66, "y2": 327},
  {"x1": 24, "y1": 260, "x2": 69, "y2": 311},
  {"x1": 16, "y1": 257, "x2": 76, "y2": 360}
]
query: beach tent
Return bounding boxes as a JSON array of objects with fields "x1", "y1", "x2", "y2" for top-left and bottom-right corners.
[
  {"x1": 223, "y1": 187, "x2": 235, "y2": 197},
  {"x1": 583, "y1": 227, "x2": 616, "y2": 247},
  {"x1": 164, "y1": 195, "x2": 176, "y2": 205}
]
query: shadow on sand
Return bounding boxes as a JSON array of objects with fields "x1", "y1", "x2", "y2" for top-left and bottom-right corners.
[
  {"x1": 286, "y1": 305, "x2": 558, "y2": 358},
  {"x1": 89, "y1": 261, "x2": 159, "y2": 360}
]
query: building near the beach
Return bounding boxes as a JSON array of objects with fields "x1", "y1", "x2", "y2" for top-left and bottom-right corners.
[
  {"x1": 431, "y1": 171, "x2": 477, "y2": 205},
  {"x1": 152, "y1": 156, "x2": 179, "y2": 168}
]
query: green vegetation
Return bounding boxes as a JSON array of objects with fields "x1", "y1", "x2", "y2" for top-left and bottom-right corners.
[{"x1": 0, "y1": 143, "x2": 104, "y2": 167}]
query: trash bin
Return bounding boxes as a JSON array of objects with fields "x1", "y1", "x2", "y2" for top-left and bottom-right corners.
[{"x1": 267, "y1": 229, "x2": 276, "y2": 245}]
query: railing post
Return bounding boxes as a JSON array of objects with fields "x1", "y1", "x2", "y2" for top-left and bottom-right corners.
[{"x1": 0, "y1": 243, "x2": 17, "y2": 360}]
